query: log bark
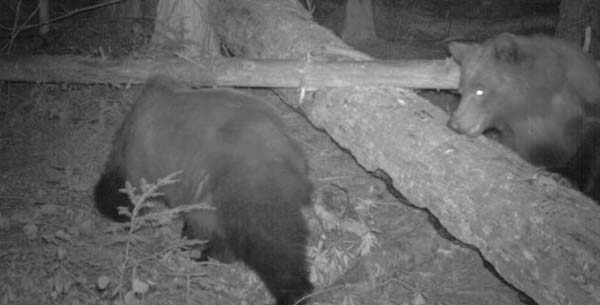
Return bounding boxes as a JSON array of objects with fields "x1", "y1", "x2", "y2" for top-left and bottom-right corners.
[
  {"x1": 0, "y1": 56, "x2": 459, "y2": 89},
  {"x1": 207, "y1": 1, "x2": 600, "y2": 305}
]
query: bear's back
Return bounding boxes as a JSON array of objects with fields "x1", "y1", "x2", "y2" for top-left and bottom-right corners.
[
  {"x1": 514, "y1": 35, "x2": 600, "y2": 107},
  {"x1": 117, "y1": 80, "x2": 309, "y2": 208}
]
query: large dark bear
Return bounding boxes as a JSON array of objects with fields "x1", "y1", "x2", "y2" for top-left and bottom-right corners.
[
  {"x1": 94, "y1": 76, "x2": 314, "y2": 305},
  {"x1": 448, "y1": 33, "x2": 600, "y2": 202}
]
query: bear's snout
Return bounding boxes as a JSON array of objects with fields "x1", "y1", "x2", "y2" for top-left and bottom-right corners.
[
  {"x1": 447, "y1": 116, "x2": 480, "y2": 137},
  {"x1": 447, "y1": 107, "x2": 486, "y2": 137},
  {"x1": 447, "y1": 116, "x2": 462, "y2": 132}
]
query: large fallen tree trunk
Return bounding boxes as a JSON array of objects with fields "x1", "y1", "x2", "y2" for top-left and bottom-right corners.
[{"x1": 208, "y1": 1, "x2": 600, "y2": 305}]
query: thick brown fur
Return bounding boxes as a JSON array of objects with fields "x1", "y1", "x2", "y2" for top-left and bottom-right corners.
[
  {"x1": 94, "y1": 76, "x2": 313, "y2": 305},
  {"x1": 448, "y1": 33, "x2": 600, "y2": 202}
]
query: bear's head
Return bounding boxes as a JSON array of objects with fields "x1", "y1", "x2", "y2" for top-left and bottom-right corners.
[
  {"x1": 447, "y1": 33, "x2": 568, "y2": 138},
  {"x1": 446, "y1": 33, "x2": 600, "y2": 167}
]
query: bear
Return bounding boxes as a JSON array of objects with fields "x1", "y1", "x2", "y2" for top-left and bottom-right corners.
[
  {"x1": 94, "y1": 76, "x2": 314, "y2": 305},
  {"x1": 447, "y1": 33, "x2": 600, "y2": 202}
]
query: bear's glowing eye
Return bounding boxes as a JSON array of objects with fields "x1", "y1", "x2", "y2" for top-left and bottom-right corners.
[{"x1": 475, "y1": 90, "x2": 484, "y2": 96}]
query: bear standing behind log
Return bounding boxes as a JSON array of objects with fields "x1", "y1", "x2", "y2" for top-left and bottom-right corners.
[
  {"x1": 448, "y1": 33, "x2": 600, "y2": 203},
  {"x1": 94, "y1": 76, "x2": 314, "y2": 305}
]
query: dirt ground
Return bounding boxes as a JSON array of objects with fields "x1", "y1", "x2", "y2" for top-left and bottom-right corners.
[{"x1": 0, "y1": 1, "x2": 548, "y2": 305}]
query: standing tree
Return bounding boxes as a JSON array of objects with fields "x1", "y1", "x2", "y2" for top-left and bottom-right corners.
[
  {"x1": 152, "y1": 0, "x2": 219, "y2": 56},
  {"x1": 556, "y1": 0, "x2": 600, "y2": 56},
  {"x1": 341, "y1": 0, "x2": 377, "y2": 42}
]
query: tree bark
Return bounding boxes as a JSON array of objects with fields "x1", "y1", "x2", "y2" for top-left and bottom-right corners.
[
  {"x1": 0, "y1": 55, "x2": 459, "y2": 89},
  {"x1": 207, "y1": 1, "x2": 600, "y2": 305}
]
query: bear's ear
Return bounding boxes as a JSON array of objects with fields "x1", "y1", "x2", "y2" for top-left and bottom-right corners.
[
  {"x1": 492, "y1": 33, "x2": 522, "y2": 63},
  {"x1": 448, "y1": 42, "x2": 479, "y2": 64}
]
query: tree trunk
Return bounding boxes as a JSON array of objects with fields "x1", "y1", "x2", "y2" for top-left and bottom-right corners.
[
  {"x1": 556, "y1": 0, "x2": 600, "y2": 56},
  {"x1": 151, "y1": 0, "x2": 219, "y2": 56},
  {"x1": 208, "y1": 1, "x2": 600, "y2": 305},
  {"x1": 38, "y1": 0, "x2": 49, "y2": 36},
  {"x1": 341, "y1": 0, "x2": 377, "y2": 42}
]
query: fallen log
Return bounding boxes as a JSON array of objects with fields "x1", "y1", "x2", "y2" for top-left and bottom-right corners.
[
  {"x1": 1, "y1": 54, "x2": 596, "y2": 89},
  {"x1": 0, "y1": 55, "x2": 459, "y2": 89}
]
